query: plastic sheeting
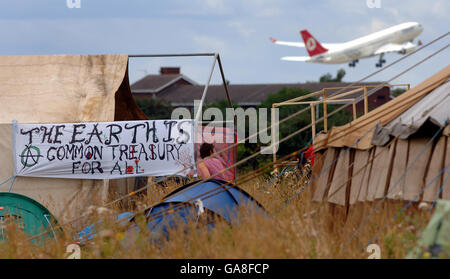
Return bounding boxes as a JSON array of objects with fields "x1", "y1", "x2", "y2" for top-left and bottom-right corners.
[
  {"x1": 372, "y1": 79, "x2": 450, "y2": 146},
  {"x1": 314, "y1": 65, "x2": 450, "y2": 151}
]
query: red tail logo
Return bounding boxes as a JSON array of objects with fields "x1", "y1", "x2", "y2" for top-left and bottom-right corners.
[{"x1": 300, "y1": 30, "x2": 328, "y2": 57}]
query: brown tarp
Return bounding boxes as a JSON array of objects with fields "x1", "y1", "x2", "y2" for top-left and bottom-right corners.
[
  {"x1": 314, "y1": 65, "x2": 450, "y2": 151},
  {"x1": 0, "y1": 54, "x2": 147, "y2": 221}
]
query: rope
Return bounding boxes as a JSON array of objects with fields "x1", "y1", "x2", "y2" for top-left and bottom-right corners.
[
  {"x1": 138, "y1": 177, "x2": 161, "y2": 203},
  {"x1": 24, "y1": 32, "x2": 450, "y2": 242},
  {"x1": 263, "y1": 165, "x2": 294, "y2": 192},
  {"x1": 429, "y1": 168, "x2": 450, "y2": 212},
  {"x1": 102, "y1": 33, "x2": 450, "y2": 210},
  {"x1": 347, "y1": 125, "x2": 444, "y2": 244},
  {"x1": 0, "y1": 176, "x2": 13, "y2": 187},
  {"x1": 8, "y1": 176, "x2": 17, "y2": 193}
]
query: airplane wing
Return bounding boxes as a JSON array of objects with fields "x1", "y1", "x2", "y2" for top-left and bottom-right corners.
[
  {"x1": 269, "y1": 37, "x2": 341, "y2": 49},
  {"x1": 374, "y1": 42, "x2": 416, "y2": 55},
  {"x1": 270, "y1": 37, "x2": 305, "y2": 47},
  {"x1": 281, "y1": 56, "x2": 310, "y2": 62}
]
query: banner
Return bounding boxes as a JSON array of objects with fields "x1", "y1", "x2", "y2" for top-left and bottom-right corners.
[{"x1": 13, "y1": 120, "x2": 195, "y2": 179}]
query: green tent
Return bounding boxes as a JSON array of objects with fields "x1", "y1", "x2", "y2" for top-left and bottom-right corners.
[
  {"x1": 407, "y1": 199, "x2": 450, "y2": 258},
  {"x1": 0, "y1": 192, "x2": 60, "y2": 243}
]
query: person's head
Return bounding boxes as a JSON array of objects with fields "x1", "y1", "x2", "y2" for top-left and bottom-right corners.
[{"x1": 200, "y1": 143, "x2": 215, "y2": 159}]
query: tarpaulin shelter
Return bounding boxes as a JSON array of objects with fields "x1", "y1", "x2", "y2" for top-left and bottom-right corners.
[
  {"x1": 0, "y1": 192, "x2": 60, "y2": 242},
  {"x1": 311, "y1": 65, "x2": 450, "y2": 208},
  {"x1": 142, "y1": 179, "x2": 265, "y2": 238},
  {"x1": 74, "y1": 179, "x2": 265, "y2": 243},
  {"x1": 0, "y1": 54, "x2": 147, "y2": 221}
]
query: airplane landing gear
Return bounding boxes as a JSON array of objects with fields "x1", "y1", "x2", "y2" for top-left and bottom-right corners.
[
  {"x1": 348, "y1": 59, "x2": 359, "y2": 67},
  {"x1": 376, "y1": 54, "x2": 386, "y2": 68}
]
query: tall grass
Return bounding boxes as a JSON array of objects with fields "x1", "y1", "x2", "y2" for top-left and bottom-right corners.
[{"x1": 0, "y1": 169, "x2": 432, "y2": 259}]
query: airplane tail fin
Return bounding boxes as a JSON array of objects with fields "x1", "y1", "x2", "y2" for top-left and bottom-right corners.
[{"x1": 300, "y1": 30, "x2": 328, "y2": 57}]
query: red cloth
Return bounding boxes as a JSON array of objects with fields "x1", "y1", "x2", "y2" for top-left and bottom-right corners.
[{"x1": 305, "y1": 146, "x2": 315, "y2": 167}]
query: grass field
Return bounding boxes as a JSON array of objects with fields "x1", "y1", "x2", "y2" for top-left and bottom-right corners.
[{"x1": 0, "y1": 168, "x2": 432, "y2": 259}]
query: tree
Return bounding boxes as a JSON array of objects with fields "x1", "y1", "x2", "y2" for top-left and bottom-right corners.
[
  {"x1": 134, "y1": 97, "x2": 173, "y2": 119},
  {"x1": 392, "y1": 88, "x2": 407, "y2": 98},
  {"x1": 319, "y1": 68, "x2": 346, "y2": 82}
]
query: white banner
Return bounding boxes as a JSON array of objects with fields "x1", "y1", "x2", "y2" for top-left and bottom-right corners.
[{"x1": 13, "y1": 120, "x2": 195, "y2": 179}]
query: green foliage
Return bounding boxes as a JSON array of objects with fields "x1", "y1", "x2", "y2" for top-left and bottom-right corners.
[
  {"x1": 135, "y1": 97, "x2": 173, "y2": 119},
  {"x1": 392, "y1": 88, "x2": 407, "y2": 98},
  {"x1": 319, "y1": 68, "x2": 346, "y2": 82}
]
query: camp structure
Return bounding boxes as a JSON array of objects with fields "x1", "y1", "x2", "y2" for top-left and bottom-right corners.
[
  {"x1": 74, "y1": 179, "x2": 266, "y2": 243},
  {"x1": 0, "y1": 54, "x2": 147, "y2": 221},
  {"x1": 0, "y1": 192, "x2": 60, "y2": 242},
  {"x1": 0, "y1": 53, "x2": 235, "y2": 224},
  {"x1": 310, "y1": 65, "x2": 450, "y2": 213}
]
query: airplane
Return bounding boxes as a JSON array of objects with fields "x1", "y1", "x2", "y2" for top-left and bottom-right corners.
[{"x1": 269, "y1": 22, "x2": 423, "y2": 68}]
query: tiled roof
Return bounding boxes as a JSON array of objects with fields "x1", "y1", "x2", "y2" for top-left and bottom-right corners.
[
  {"x1": 131, "y1": 74, "x2": 197, "y2": 93},
  {"x1": 156, "y1": 82, "x2": 387, "y2": 105}
]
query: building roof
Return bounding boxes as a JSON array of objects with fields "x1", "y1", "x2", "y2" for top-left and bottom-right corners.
[
  {"x1": 157, "y1": 82, "x2": 387, "y2": 106},
  {"x1": 131, "y1": 74, "x2": 198, "y2": 93}
]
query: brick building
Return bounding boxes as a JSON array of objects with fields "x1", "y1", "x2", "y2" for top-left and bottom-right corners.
[{"x1": 131, "y1": 67, "x2": 391, "y2": 115}]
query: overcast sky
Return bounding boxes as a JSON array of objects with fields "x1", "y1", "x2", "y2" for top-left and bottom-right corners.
[{"x1": 0, "y1": 0, "x2": 448, "y2": 87}]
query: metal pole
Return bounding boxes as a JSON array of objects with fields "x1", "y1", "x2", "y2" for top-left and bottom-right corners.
[
  {"x1": 216, "y1": 54, "x2": 238, "y2": 181},
  {"x1": 128, "y1": 53, "x2": 216, "y2": 58},
  {"x1": 195, "y1": 54, "x2": 217, "y2": 122}
]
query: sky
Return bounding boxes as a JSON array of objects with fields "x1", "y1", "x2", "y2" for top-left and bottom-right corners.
[{"x1": 0, "y1": 0, "x2": 448, "y2": 87}]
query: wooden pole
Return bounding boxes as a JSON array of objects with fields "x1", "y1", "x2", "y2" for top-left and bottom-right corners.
[
  {"x1": 323, "y1": 89, "x2": 328, "y2": 132},
  {"x1": 271, "y1": 105, "x2": 278, "y2": 170},
  {"x1": 352, "y1": 101, "x2": 357, "y2": 120},
  {"x1": 310, "y1": 103, "x2": 316, "y2": 140},
  {"x1": 363, "y1": 86, "x2": 369, "y2": 115}
]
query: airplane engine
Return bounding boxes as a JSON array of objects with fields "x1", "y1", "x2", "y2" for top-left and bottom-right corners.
[{"x1": 398, "y1": 42, "x2": 416, "y2": 54}]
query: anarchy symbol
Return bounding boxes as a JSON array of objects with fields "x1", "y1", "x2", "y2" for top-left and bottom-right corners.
[{"x1": 20, "y1": 145, "x2": 42, "y2": 168}]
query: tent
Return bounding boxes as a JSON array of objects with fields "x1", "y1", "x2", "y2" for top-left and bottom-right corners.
[
  {"x1": 0, "y1": 54, "x2": 148, "y2": 221},
  {"x1": 0, "y1": 192, "x2": 60, "y2": 242},
  {"x1": 75, "y1": 179, "x2": 266, "y2": 242},
  {"x1": 310, "y1": 65, "x2": 450, "y2": 209},
  {"x1": 141, "y1": 179, "x2": 266, "y2": 239},
  {"x1": 406, "y1": 199, "x2": 450, "y2": 258}
]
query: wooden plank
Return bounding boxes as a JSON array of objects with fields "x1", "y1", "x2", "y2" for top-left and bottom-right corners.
[
  {"x1": 423, "y1": 136, "x2": 446, "y2": 202},
  {"x1": 349, "y1": 150, "x2": 370, "y2": 204},
  {"x1": 313, "y1": 148, "x2": 339, "y2": 202},
  {"x1": 374, "y1": 145, "x2": 395, "y2": 199},
  {"x1": 310, "y1": 150, "x2": 326, "y2": 194},
  {"x1": 327, "y1": 149, "x2": 351, "y2": 206},
  {"x1": 387, "y1": 139, "x2": 408, "y2": 200},
  {"x1": 358, "y1": 148, "x2": 374, "y2": 202},
  {"x1": 366, "y1": 147, "x2": 385, "y2": 201},
  {"x1": 404, "y1": 138, "x2": 433, "y2": 201}
]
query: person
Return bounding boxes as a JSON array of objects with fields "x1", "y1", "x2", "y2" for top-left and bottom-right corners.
[{"x1": 197, "y1": 143, "x2": 232, "y2": 182}]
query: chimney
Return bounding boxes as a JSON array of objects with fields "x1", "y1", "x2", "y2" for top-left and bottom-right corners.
[{"x1": 160, "y1": 67, "x2": 180, "y2": 75}]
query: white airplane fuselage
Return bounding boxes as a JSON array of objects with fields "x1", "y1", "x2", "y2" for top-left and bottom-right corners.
[{"x1": 309, "y1": 22, "x2": 423, "y2": 64}]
